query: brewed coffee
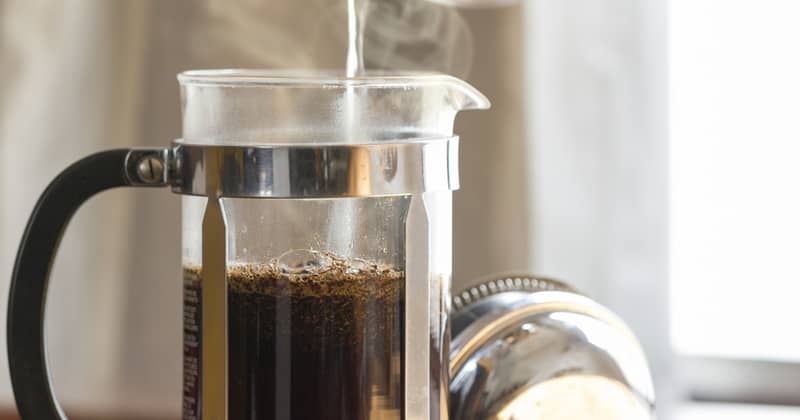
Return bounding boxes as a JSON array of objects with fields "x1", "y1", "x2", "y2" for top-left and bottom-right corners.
[{"x1": 183, "y1": 258, "x2": 404, "y2": 420}]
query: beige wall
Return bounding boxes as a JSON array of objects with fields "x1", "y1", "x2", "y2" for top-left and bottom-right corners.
[{"x1": 455, "y1": 6, "x2": 530, "y2": 285}]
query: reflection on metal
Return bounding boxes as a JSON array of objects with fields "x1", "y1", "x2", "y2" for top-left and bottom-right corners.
[
  {"x1": 490, "y1": 375, "x2": 651, "y2": 420},
  {"x1": 201, "y1": 151, "x2": 228, "y2": 420},
  {"x1": 347, "y1": 146, "x2": 372, "y2": 196},
  {"x1": 171, "y1": 138, "x2": 460, "y2": 198},
  {"x1": 404, "y1": 195, "x2": 432, "y2": 420},
  {"x1": 449, "y1": 275, "x2": 656, "y2": 420}
]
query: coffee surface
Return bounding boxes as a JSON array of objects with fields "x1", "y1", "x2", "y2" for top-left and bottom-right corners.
[{"x1": 183, "y1": 259, "x2": 404, "y2": 420}]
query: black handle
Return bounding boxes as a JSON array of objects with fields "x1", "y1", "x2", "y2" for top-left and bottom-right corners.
[{"x1": 7, "y1": 149, "x2": 169, "y2": 419}]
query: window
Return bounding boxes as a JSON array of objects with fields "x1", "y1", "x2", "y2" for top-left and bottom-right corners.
[{"x1": 670, "y1": 0, "x2": 800, "y2": 405}]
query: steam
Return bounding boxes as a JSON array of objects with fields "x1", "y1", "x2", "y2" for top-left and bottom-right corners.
[
  {"x1": 196, "y1": 0, "x2": 474, "y2": 78},
  {"x1": 360, "y1": 0, "x2": 474, "y2": 77}
]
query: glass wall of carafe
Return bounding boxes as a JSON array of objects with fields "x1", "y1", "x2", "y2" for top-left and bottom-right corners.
[
  {"x1": 178, "y1": 70, "x2": 488, "y2": 420},
  {"x1": 183, "y1": 193, "x2": 455, "y2": 419}
]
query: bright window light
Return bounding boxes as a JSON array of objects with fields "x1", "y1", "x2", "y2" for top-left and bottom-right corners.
[{"x1": 670, "y1": 0, "x2": 800, "y2": 361}]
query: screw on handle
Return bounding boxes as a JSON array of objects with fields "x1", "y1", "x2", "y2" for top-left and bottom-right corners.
[
  {"x1": 7, "y1": 148, "x2": 170, "y2": 419},
  {"x1": 125, "y1": 149, "x2": 171, "y2": 186}
]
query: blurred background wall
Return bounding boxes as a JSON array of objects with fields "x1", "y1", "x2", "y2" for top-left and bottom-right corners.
[{"x1": 525, "y1": 0, "x2": 673, "y2": 416}]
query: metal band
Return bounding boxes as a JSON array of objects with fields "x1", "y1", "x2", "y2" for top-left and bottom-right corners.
[{"x1": 170, "y1": 137, "x2": 459, "y2": 198}]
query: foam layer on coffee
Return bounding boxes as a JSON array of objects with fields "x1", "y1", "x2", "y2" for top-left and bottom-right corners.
[
  {"x1": 183, "y1": 251, "x2": 404, "y2": 301},
  {"x1": 183, "y1": 252, "x2": 405, "y2": 346}
]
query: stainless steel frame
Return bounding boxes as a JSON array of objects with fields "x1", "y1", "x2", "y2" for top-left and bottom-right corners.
[
  {"x1": 170, "y1": 138, "x2": 459, "y2": 198},
  {"x1": 124, "y1": 138, "x2": 459, "y2": 420}
]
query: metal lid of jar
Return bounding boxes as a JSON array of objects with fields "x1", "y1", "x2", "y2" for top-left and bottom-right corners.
[{"x1": 449, "y1": 274, "x2": 657, "y2": 420}]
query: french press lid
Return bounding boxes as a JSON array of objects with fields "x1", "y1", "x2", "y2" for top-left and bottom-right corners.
[{"x1": 449, "y1": 275, "x2": 657, "y2": 420}]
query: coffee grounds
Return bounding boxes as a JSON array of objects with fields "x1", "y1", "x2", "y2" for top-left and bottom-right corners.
[{"x1": 183, "y1": 259, "x2": 404, "y2": 420}]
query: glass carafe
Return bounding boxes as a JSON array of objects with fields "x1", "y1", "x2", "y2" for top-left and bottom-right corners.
[{"x1": 7, "y1": 70, "x2": 489, "y2": 420}]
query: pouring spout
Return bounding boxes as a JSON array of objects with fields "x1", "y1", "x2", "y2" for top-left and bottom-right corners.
[{"x1": 442, "y1": 76, "x2": 491, "y2": 112}]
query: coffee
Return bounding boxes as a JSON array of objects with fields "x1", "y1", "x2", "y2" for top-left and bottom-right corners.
[{"x1": 183, "y1": 258, "x2": 404, "y2": 420}]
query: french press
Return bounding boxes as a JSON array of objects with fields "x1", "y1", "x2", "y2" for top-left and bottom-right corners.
[
  {"x1": 8, "y1": 70, "x2": 656, "y2": 419},
  {"x1": 8, "y1": 70, "x2": 486, "y2": 419}
]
